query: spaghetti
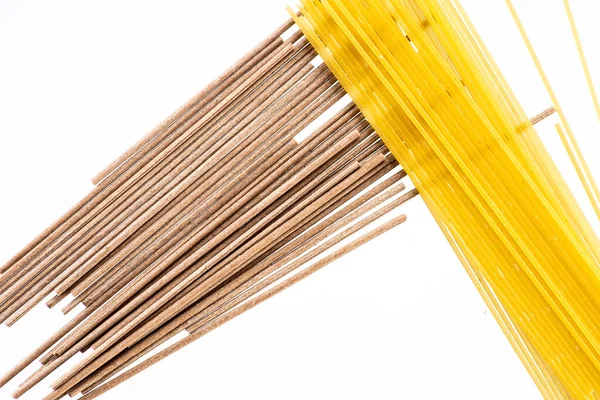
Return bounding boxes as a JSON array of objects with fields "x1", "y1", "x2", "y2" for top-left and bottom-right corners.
[{"x1": 291, "y1": 0, "x2": 600, "y2": 397}]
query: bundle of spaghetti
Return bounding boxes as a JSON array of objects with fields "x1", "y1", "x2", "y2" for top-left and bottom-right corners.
[
  {"x1": 291, "y1": 0, "x2": 600, "y2": 398},
  {"x1": 0, "y1": 20, "x2": 419, "y2": 399}
]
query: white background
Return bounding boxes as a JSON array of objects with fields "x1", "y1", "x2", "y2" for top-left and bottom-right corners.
[{"x1": 1, "y1": 0, "x2": 600, "y2": 399}]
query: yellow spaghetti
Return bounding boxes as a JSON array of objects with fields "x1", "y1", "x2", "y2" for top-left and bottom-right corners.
[
  {"x1": 290, "y1": 0, "x2": 600, "y2": 397},
  {"x1": 563, "y1": 0, "x2": 600, "y2": 128},
  {"x1": 506, "y1": 0, "x2": 600, "y2": 221}
]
